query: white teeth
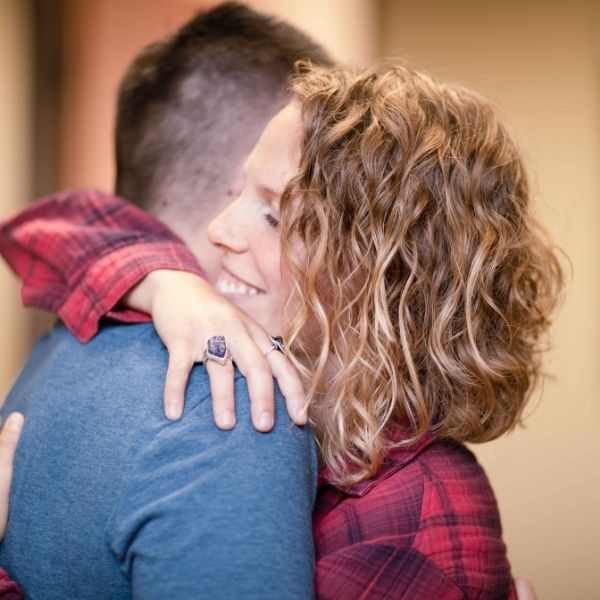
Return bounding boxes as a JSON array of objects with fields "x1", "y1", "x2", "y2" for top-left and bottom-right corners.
[{"x1": 216, "y1": 275, "x2": 261, "y2": 296}]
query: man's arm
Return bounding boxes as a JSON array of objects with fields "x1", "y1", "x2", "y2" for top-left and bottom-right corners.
[
  {"x1": 0, "y1": 414, "x2": 25, "y2": 600},
  {"x1": 0, "y1": 413, "x2": 24, "y2": 541},
  {"x1": 108, "y1": 374, "x2": 317, "y2": 600}
]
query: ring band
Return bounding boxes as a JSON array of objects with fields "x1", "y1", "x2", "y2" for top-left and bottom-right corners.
[
  {"x1": 264, "y1": 336, "x2": 285, "y2": 357},
  {"x1": 203, "y1": 335, "x2": 231, "y2": 365}
]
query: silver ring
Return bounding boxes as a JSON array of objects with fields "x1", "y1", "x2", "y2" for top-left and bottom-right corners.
[
  {"x1": 264, "y1": 336, "x2": 285, "y2": 357},
  {"x1": 203, "y1": 335, "x2": 231, "y2": 365}
]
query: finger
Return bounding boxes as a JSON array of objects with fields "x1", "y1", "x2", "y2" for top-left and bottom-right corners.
[
  {"x1": 246, "y1": 359, "x2": 275, "y2": 432},
  {"x1": 266, "y1": 350, "x2": 307, "y2": 425},
  {"x1": 164, "y1": 350, "x2": 194, "y2": 420},
  {"x1": 0, "y1": 412, "x2": 24, "y2": 540},
  {"x1": 229, "y1": 332, "x2": 275, "y2": 432},
  {"x1": 205, "y1": 358, "x2": 236, "y2": 430},
  {"x1": 243, "y1": 321, "x2": 307, "y2": 425}
]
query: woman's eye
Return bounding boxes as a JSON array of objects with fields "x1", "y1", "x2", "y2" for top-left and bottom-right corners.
[{"x1": 263, "y1": 212, "x2": 280, "y2": 229}]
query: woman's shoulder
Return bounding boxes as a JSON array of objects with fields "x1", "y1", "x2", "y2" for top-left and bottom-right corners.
[
  {"x1": 317, "y1": 436, "x2": 503, "y2": 541},
  {"x1": 376, "y1": 437, "x2": 505, "y2": 539},
  {"x1": 314, "y1": 438, "x2": 514, "y2": 599},
  {"x1": 387, "y1": 438, "x2": 513, "y2": 596},
  {"x1": 349, "y1": 435, "x2": 497, "y2": 503},
  {"x1": 406, "y1": 438, "x2": 504, "y2": 532},
  {"x1": 413, "y1": 438, "x2": 497, "y2": 501}
]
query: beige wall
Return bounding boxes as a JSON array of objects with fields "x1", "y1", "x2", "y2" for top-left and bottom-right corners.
[
  {"x1": 58, "y1": 0, "x2": 211, "y2": 191},
  {"x1": 249, "y1": 0, "x2": 377, "y2": 64},
  {"x1": 380, "y1": 0, "x2": 600, "y2": 596},
  {"x1": 0, "y1": 0, "x2": 33, "y2": 399}
]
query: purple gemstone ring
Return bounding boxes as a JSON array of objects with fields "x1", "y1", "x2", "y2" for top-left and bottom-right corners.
[{"x1": 203, "y1": 335, "x2": 231, "y2": 365}]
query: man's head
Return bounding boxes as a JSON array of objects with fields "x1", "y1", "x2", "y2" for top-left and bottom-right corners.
[{"x1": 114, "y1": 1, "x2": 332, "y2": 281}]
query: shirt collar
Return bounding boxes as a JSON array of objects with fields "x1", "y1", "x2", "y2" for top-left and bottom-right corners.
[{"x1": 318, "y1": 432, "x2": 437, "y2": 498}]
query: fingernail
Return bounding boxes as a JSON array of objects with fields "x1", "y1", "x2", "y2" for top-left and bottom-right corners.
[
  {"x1": 259, "y1": 411, "x2": 274, "y2": 430},
  {"x1": 5, "y1": 412, "x2": 24, "y2": 432},
  {"x1": 165, "y1": 403, "x2": 182, "y2": 421},
  {"x1": 221, "y1": 409, "x2": 235, "y2": 428}
]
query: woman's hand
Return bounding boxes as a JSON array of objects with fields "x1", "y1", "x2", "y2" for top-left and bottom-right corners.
[
  {"x1": 0, "y1": 412, "x2": 24, "y2": 540},
  {"x1": 124, "y1": 270, "x2": 306, "y2": 432}
]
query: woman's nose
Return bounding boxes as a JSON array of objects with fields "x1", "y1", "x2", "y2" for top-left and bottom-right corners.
[{"x1": 207, "y1": 199, "x2": 247, "y2": 254}]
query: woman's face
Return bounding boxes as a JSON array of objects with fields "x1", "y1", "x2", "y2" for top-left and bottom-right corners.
[{"x1": 208, "y1": 102, "x2": 302, "y2": 335}]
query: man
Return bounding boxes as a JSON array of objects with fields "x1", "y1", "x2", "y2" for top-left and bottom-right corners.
[
  {"x1": 0, "y1": 413, "x2": 23, "y2": 599},
  {"x1": 0, "y1": 414, "x2": 22, "y2": 543},
  {"x1": 0, "y1": 3, "x2": 331, "y2": 598}
]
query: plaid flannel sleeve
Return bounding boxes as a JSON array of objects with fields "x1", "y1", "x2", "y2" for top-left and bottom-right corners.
[
  {"x1": 0, "y1": 567, "x2": 23, "y2": 599},
  {"x1": 0, "y1": 188, "x2": 204, "y2": 342},
  {"x1": 315, "y1": 543, "x2": 466, "y2": 599}
]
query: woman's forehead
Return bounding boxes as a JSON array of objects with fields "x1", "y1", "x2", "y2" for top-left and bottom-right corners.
[{"x1": 246, "y1": 102, "x2": 302, "y2": 187}]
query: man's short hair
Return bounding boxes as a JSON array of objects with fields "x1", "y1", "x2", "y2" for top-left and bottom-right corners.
[{"x1": 114, "y1": 1, "x2": 332, "y2": 214}]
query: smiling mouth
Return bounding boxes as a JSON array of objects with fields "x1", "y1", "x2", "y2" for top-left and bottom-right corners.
[{"x1": 216, "y1": 271, "x2": 265, "y2": 296}]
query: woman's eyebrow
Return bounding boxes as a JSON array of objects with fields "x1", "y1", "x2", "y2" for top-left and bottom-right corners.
[{"x1": 257, "y1": 185, "x2": 281, "y2": 202}]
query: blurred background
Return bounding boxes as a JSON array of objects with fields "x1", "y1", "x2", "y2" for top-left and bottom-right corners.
[{"x1": 1, "y1": 0, "x2": 598, "y2": 596}]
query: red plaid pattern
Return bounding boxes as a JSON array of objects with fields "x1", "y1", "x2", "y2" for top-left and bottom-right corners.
[
  {"x1": 0, "y1": 190, "x2": 517, "y2": 598},
  {"x1": 316, "y1": 437, "x2": 517, "y2": 599},
  {"x1": 0, "y1": 189, "x2": 204, "y2": 342},
  {"x1": 0, "y1": 568, "x2": 22, "y2": 599}
]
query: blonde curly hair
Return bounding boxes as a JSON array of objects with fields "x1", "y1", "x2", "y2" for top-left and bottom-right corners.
[{"x1": 279, "y1": 63, "x2": 563, "y2": 487}]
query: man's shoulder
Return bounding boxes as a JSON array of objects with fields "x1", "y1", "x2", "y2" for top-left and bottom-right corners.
[
  {"x1": 2, "y1": 321, "x2": 219, "y2": 483},
  {"x1": 9, "y1": 321, "x2": 213, "y2": 414},
  {"x1": 2, "y1": 322, "x2": 318, "y2": 599},
  {"x1": 10, "y1": 320, "x2": 314, "y2": 474}
]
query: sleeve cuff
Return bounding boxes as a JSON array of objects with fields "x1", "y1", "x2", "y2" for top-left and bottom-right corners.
[{"x1": 58, "y1": 241, "x2": 204, "y2": 342}]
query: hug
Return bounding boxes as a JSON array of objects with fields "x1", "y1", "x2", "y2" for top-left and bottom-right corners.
[{"x1": 0, "y1": 2, "x2": 562, "y2": 598}]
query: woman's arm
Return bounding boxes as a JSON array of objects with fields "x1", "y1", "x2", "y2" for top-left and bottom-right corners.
[
  {"x1": 125, "y1": 269, "x2": 306, "y2": 428},
  {"x1": 0, "y1": 190, "x2": 306, "y2": 429},
  {"x1": 0, "y1": 188, "x2": 204, "y2": 343}
]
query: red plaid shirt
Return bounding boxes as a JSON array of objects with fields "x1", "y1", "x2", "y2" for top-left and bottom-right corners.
[
  {"x1": 0, "y1": 569, "x2": 22, "y2": 600},
  {"x1": 315, "y1": 437, "x2": 516, "y2": 599},
  {"x1": 0, "y1": 189, "x2": 516, "y2": 599},
  {"x1": 0, "y1": 189, "x2": 204, "y2": 343}
]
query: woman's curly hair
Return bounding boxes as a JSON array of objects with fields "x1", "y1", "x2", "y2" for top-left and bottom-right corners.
[{"x1": 279, "y1": 63, "x2": 564, "y2": 487}]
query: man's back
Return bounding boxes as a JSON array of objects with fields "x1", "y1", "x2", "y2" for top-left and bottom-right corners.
[{"x1": 0, "y1": 322, "x2": 316, "y2": 599}]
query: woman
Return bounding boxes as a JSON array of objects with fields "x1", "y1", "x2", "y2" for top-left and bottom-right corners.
[{"x1": 1, "y1": 63, "x2": 561, "y2": 598}]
